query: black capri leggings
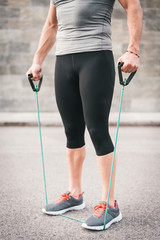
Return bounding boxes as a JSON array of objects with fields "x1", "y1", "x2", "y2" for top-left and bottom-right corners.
[{"x1": 54, "y1": 50, "x2": 115, "y2": 156}]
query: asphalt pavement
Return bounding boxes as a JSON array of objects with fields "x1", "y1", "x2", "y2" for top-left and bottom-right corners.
[{"x1": 0, "y1": 126, "x2": 160, "y2": 240}]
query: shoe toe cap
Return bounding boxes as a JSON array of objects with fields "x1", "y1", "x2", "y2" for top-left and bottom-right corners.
[
  {"x1": 85, "y1": 215, "x2": 102, "y2": 227},
  {"x1": 45, "y1": 203, "x2": 57, "y2": 211}
]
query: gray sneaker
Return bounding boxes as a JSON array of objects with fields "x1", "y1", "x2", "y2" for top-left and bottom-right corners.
[
  {"x1": 42, "y1": 191, "x2": 85, "y2": 215},
  {"x1": 82, "y1": 200, "x2": 122, "y2": 231}
]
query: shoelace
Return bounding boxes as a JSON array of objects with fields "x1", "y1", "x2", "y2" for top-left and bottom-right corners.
[
  {"x1": 93, "y1": 202, "x2": 106, "y2": 218},
  {"x1": 55, "y1": 193, "x2": 70, "y2": 204}
]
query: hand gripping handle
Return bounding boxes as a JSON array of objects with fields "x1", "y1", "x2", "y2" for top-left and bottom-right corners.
[
  {"x1": 118, "y1": 62, "x2": 137, "y2": 86},
  {"x1": 28, "y1": 74, "x2": 43, "y2": 92}
]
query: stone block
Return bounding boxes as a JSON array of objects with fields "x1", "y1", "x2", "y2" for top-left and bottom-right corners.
[
  {"x1": 0, "y1": 7, "x2": 7, "y2": 18},
  {"x1": 111, "y1": 19, "x2": 124, "y2": 32},
  {"x1": 9, "y1": 64, "x2": 29, "y2": 75},
  {"x1": 143, "y1": 8, "x2": 159, "y2": 20},
  {"x1": 145, "y1": 19, "x2": 160, "y2": 31},
  {"x1": 0, "y1": 66, "x2": 9, "y2": 74},
  {"x1": 8, "y1": 18, "x2": 31, "y2": 29},
  {"x1": 0, "y1": 74, "x2": 23, "y2": 88},
  {"x1": 0, "y1": 7, "x2": 20, "y2": 18},
  {"x1": 137, "y1": 63, "x2": 160, "y2": 77},
  {"x1": 8, "y1": 0, "x2": 31, "y2": 7},
  {"x1": 9, "y1": 42, "x2": 30, "y2": 53},
  {"x1": 0, "y1": 30, "x2": 22, "y2": 43},
  {"x1": 8, "y1": 7, "x2": 20, "y2": 18},
  {"x1": 141, "y1": 31, "x2": 160, "y2": 43},
  {"x1": 140, "y1": 0, "x2": 160, "y2": 8},
  {"x1": 0, "y1": 43, "x2": 8, "y2": 53},
  {"x1": 0, "y1": 99, "x2": 16, "y2": 111},
  {"x1": 0, "y1": 18, "x2": 8, "y2": 29},
  {"x1": 0, "y1": 54, "x2": 9, "y2": 64},
  {"x1": 19, "y1": 7, "x2": 48, "y2": 31},
  {"x1": 31, "y1": 0, "x2": 49, "y2": 6},
  {"x1": 7, "y1": 53, "x2": 33, "y2": 67},
  {"x1": 0, "y1": 0, "x2": 8, "y2": 6},
  {"x1": 20, "y1": 6, "x2": 31, "y2": 20},
  {"x1": 112, "y1": 8, "x2": 126, "y2": 19},
  {"x1": 21, "y1": 30, "x2": 41, "y2": 43},
  {"x1": 0, "y1": 30, "x2": 8, "y2": 42},
  {"x1": 136, "y1": 43, "x2": 160, "y2": 64},
  {"x1": 131, "y1": 98, "x2": 160, "y2": 112},
  {"x1": 29, "y1": 6, "x2": 48, "y2": 21},
  {"x1": 112, "y1": 30, "x2": 129, "y2": 42}
]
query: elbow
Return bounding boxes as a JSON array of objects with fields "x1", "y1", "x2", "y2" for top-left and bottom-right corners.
[
  {"x1": 45, "y1": 17, "x2": 58, "y2": 29},
  {"x1": 47, "y1": 21, "x2": 58, "y2": 29}
]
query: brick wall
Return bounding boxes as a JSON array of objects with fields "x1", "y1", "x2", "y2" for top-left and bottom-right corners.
[{"x1": 0, "y1": 0, "x2": 159, "y2": 112}]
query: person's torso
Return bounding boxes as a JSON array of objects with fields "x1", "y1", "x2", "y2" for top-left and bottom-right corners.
[{"x1": 53, "y1": 0, "x2": 116, "y2": 55}]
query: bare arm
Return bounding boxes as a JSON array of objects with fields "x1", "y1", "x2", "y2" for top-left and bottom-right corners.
[
  {"x1": 26, "y1": 4, "x2": 58, "y2": 80},
  {"x1": 118, "y1": 0, "x2": 143, "y2": 73}
]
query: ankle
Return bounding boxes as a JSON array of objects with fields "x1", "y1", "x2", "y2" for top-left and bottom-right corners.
[
  {"x1": 70, "y1": 188, "x2": 82, "y2": 199},
  {"x1": 108, "y1": 200, "x2": 115, "y2": 208},
  {"x1": 102, "y1": 197, "x2": 115, "y2": 208}
]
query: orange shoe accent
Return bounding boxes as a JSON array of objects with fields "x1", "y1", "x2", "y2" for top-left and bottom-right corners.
[
  {"x1": 93, "y1": 202, "x2": 106, "y2": 218},
  {"x1": 54, "y1": 192, "x2": 70, "y2": 204},
  {"x1": 93, "y1": 200, "x2": 117, "y2": 218},
  {"x1": 114, "y1": 200, "x2": 117, "y2": 209},
  {"x1": 71, "y1": 191, "x2": 84, "y2": 200},
  {"x1": 108, "y1": 200, "x2": 117, "y2": 209}
]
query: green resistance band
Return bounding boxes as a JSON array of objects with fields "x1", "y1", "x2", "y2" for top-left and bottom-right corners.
[
  {"x1": 103, "y1": 78, "x2": 126, "y2": 230},
  {"x1": 103, "y1": 62, "x2": 136, "y2": 230},
  {"x1": 35, "y1": 85, "x2": 85, "y2": 224},
  {"x1": 29, "y1": 63, "x2": 136, "y2": 227},
  {"x1": 35, "y1": 85, "x2": 48, "y2": 205},
  {"x1": 35, "y1": 81, "x2": 125, "y2": 226}
]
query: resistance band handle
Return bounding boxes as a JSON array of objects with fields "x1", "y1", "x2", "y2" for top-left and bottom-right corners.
[
  {"x1": 118, "y1": 62, "x2": 137, "y2": 86},
  {"x1": 28, "y1": 73, "x2": 43, "y2": 92}
]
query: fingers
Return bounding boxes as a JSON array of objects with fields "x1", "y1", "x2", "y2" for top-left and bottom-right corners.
[
  {"x1": 32, "y1": 69, "x2": 42, "y2": 81},
  {"x1": 25, "y1": 64, "x2": 42, "y2": 81},
  {"x1": 117, "y1": 58, "x2": 123, "y2": 66},
  {"x1": 121, "y1": 63, "x2": 138, "y2": 73},
  {"x1": 118, "y1": 51, "x2": 139, "y2": 73}
]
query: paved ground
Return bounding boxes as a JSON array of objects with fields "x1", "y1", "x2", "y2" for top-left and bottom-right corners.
[{"x1": 0, "y1": 126, "x2": 160, "y2": 240}]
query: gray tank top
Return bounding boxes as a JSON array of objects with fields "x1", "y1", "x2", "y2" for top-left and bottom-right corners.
[{"x1": 51, "y1": 0, "x2": 116, "y2": 55}]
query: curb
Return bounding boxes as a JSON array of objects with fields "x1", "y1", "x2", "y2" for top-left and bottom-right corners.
[{"x1": 0, "y1": 112, "x2": 159, "y2": 127}]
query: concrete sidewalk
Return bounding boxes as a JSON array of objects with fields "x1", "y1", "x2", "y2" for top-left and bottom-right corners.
[
  {"x1": 0, "y1": 126, "x2": 160, "y2": 240},
  {"x1": 0, "y1": 112, "x2": 160, "y2": 126}
]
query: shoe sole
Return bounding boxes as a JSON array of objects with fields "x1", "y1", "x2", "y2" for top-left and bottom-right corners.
[
  {"x1": 42, "y1": 202, "x2": 85, "y2": 215},
  {"x1": 82, "y1": 211, "x2": 122, "y2": 231}
]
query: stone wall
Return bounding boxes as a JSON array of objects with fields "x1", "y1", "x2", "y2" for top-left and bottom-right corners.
[{"x1": 0, "y1": 0, "x2": 159, "y2": 112}]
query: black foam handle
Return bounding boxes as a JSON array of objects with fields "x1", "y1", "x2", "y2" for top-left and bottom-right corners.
[
  {"x1": 28, "y1": 74, "x2": 43, "y2": 92},
  {"x1": 118, "y1": 62, "x2": 137, "y2": 86}
]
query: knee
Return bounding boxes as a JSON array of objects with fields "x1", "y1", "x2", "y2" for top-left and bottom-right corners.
[
  {"x1": 88, "y1": 127, "x2": 102, "y2": 141},
  {"x1": 87, "y1": 127, "x2": 114, "y2": 156},
  {"x1": 88, "y1": 127, "x2": 105, "y2": 143},
  {"x1": 65, "y1": 124, "x2": 85, "y2": 148}
]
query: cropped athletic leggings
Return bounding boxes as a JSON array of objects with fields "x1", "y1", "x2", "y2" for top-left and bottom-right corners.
[{"x1": 54, "y1": 50, "x2": 115, "y2": 156}]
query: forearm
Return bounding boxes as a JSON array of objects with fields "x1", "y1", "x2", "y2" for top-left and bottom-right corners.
[
  {"x1": 126, "y1": 3, "x2": 143, "y2": 54},
  {"x1": 32, "y1": 22, "x2": 58, "y2": 66}
]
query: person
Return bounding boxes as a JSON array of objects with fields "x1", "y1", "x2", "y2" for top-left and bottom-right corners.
[{"x1": 26, "y1": 0, "x2": 143, "y2": 231}]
